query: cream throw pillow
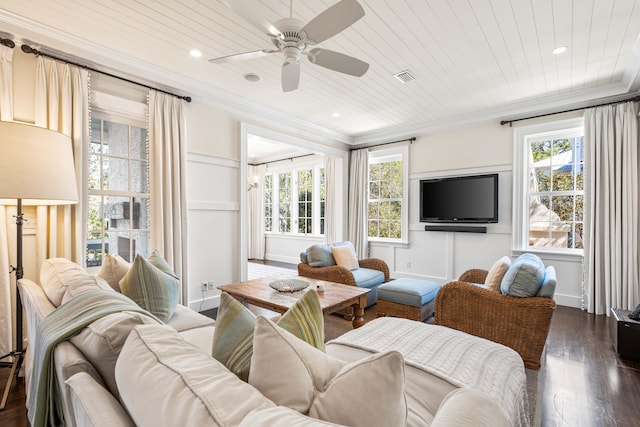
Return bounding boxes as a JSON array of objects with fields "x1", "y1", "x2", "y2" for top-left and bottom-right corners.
[
  {"x1": 97, "y1": 254, "x2": 131, "y2": 292},
  {"x1": 484, "y1": 256, "x2": 511, "y2": 293},
  {"x1": 249, "y1": 316, "x2": 407, "y2": 427},
  {"x1": 40, "y1": 258, "x2": 113, "y2": 307},
  {"x1": 330, "y1": 245, "x2": 359, "y2": 271}
]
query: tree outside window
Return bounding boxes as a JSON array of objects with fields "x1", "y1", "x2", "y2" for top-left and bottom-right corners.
[
  {"x1": 278, "y1": 172, "x2": 292, "y2": 232},
  {"x1": 297, "y1": 170, "x2": 313, "y2": 234},
  {"x1": 264, "y1": 175, "x2": 273, "y2": 232},
  {"x1": 527, "y1": 132, "x2": 584, "y2": 250},
  {"x1": 368, "y1": 158, "x2": 403, "y2": 240}
]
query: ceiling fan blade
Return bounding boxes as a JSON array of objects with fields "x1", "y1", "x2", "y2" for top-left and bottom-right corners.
[
  {"x1": 300, "y1": 0, "x2": 365, "y2": 44},
  {"x1": 219, "y1": 0, "x2": 281, "y2": 37},
  {"x1": 307, "y1": 48, "x2": 369, "y2": 77},
  {"x1": 209, "y1": 49, "x2": 277, "y2": 64},
  {"x1": 282, "y1": 61, "x2": 300, "y2": 92}
]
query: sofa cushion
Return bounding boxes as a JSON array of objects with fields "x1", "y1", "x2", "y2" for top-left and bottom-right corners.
[
  {"x1": 536, "y1": 266, "x2": 557, "y2": 298},
  {"x1": 500, "y1": 253, "x2": 545, "y2": 297},
  {"x1": 66, "y1": 372, "x2": 135, "y2": 427},
  {"x1": 212, "y1": 289, "x2": 324, "y2": 381},
  {"x1": 306, "y1": 244, "x2": 336, "y2": 267},
  {"x1": 116, "y1": 324, "x2": 275, "y2": 427},
  {"x1": 40, "y1": 258, "x2": 113, "y2": 307},
  {"x1": 249, "y1": 316, "x2": 407, "y2": 427},
  {"x1": 331, "y1": 245, "x2": 359, "y2": 271},
  {"x1": 484, "y1": 256, "x2": 511, "y2": 293},
  {"x1": 165, "y1": 304, "x2": 215, "y2": 332},
  {"x1": 70, "y1": 311, "x2": 158, "y2": 398},
  {"x1": 431, "y1": 388, "x2": 509, "y2": 427},
  {"x1": 119, "y1": 254, "x2": 179, "y2": 322},
  {"x1": 97, "y1": 254, "x2": 130, "y2": 292},
  {"x1": 240, "y1": 406, "x2": 346, "y2": 426},
  {"x1": 350, "y1": 268, "x2": 385, "y2": 289}
]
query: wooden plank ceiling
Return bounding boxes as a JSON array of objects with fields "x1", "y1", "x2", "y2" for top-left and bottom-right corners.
[{"x1": 0, "y1": 0, "x2": 639, "y2": 143}]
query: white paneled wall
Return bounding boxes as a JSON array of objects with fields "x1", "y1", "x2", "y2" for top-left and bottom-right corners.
[{"x1": 186, "y1": 152, "x2": 239, "y2": 311}]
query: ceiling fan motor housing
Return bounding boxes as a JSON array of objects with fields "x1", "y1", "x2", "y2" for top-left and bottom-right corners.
[{"x1": 272, "y1": 18, "x2": 307, "y2": 62}]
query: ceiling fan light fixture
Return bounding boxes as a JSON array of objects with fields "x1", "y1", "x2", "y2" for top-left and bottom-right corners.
[{"x1": 243, "y1": 73, "x2": 262, "y2": 82}]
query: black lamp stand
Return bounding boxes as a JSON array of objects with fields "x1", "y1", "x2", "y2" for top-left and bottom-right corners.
[{"x1": 0, "y1": 199, "x2": 24, "y2": 410}]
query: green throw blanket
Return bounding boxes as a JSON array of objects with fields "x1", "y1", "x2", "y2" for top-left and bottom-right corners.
[{"x1": 27, "y1": 290, "x2": 161, "y2": 427}]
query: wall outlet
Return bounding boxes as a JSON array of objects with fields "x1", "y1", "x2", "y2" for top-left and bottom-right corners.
[
  {"x1": 406, "y1": 261, "x2": 411, "y2": 268},
  {"x1": 201, "y1": 280, "x2": 215, "y2": 292}
]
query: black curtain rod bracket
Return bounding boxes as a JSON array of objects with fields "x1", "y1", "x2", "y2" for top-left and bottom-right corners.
[
  {"x1": 20, "y1": 43, "x2": 191, "y2": 102},
  {"x1": 500, "y1": 95, "x2": 640, "y2": 127}
]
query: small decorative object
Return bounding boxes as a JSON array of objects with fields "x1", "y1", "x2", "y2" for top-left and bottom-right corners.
[
  {"x1": 269, "y1": 278, "x2": 309, "y2": 292},
  {"x1": 316, "y1": 281, "x2": 326, "y2": 292}
]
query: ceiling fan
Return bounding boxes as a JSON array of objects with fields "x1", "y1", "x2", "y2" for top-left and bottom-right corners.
[{"x1": 211, "y1": 0, "x2": 369, "y2": 92}]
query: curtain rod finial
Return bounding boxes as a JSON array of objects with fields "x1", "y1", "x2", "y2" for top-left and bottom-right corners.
[{"x1": 0, "y1": 38, "x2": 15, "y2": 48}]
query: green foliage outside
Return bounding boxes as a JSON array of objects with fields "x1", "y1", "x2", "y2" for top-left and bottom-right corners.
[
  {"x1": 368, "y1": 160, "x2": 402, "y2": 239},
  {"x1": 529, "y1": 137, "x2": 584, "y2": 249}
]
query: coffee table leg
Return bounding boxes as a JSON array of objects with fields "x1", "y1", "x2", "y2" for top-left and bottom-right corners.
[
  {"x1": 351, "y1": 295, "x2": 367, "y2": 328},
  {"x1": 344, "y1": 306, "x2": 355, "y2": 321}
]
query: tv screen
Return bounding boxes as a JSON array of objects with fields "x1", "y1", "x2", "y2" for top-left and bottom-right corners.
[{"x1": 420, "y1": 174, "x2": 498, "y2": 223}]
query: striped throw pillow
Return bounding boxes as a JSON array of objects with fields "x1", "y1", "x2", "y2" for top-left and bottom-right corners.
[
  {"x1": 212, "y1": 289, "x2": 324, "y2": 382},
  {"x1": 119, "y1": 254, "x2": 179, "y2": 322}
]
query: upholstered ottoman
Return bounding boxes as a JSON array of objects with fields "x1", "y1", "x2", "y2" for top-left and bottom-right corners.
[{"x1": 377, "y1": 278, "x2": 441, "y2": 322}]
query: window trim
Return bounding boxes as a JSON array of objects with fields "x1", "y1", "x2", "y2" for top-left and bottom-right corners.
[
  {"x1": 513, "y1": 118, "x2": 584, "y2": 255},
  {"x1": 367, "y1": 145, "x2": 409, "y2": 244}
]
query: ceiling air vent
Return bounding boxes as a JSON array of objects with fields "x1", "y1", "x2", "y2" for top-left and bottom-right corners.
[{"x1": 393, "y1": 70, "x2": 416, "y2": 83}]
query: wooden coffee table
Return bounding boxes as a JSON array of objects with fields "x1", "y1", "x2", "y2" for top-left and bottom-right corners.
[{"x1": 217, "y1": 276, "x2": 370, "y2": 328}]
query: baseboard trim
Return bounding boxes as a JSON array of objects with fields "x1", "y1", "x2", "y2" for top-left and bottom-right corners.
[
  {"x1": 554, "y1": 293, "x2": 582, "y2": 308},
  {"x1": 189, "y1": 294, "x2": 220, "y2": 312}
]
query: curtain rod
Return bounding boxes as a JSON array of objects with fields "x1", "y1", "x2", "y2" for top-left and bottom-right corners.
[
  {"x1": 350, "y1": 137, "x2": 416, "y2": 151},
  {"x1": 248, "y1": 153, "x2": 316, "y2": 167},
  {"x1": 19, "y1": 43, "x2": 192, "y2": 103},
  {"x1": 500, "y1": 95, "x2": 640, "y2": 127}
]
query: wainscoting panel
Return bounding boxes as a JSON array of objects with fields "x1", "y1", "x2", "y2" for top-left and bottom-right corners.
[{"x1": 186, "y1": 152, "x2": 239, "y2": 311}]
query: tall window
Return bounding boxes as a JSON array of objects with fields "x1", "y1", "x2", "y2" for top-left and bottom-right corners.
[
  {"x1": 264, "y1": 174, "x2": 273, "y2": 232},
  {"x1": 264, "y1": 164, "x2": 325, "y2": 236},
  {"x1": 88, "y1": 116, "x2": 150, "y2": 266},
  {"x1": 514, "y1": 120, "x2": 584, "y2": 253},
  {"x1": 368, "y1": 147, "x2": 408, "y2": 242},
  {"x1": 297, "y1": 169, "x2": 313, "y2": 234},
  {"x1": 278, "y1": 172, "x2": 292, "y2": 232}
]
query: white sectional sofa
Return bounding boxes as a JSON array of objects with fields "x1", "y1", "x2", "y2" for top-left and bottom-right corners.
[{"x1": 18, "y1": 259, "x2": 529, "y2": 427}]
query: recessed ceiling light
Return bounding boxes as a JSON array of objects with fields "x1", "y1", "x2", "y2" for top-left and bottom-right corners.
[
  {"x1": 243, "y1": 73, "x2": 262, "y2": 82},
  {"x1": 332, "y1": 112, "x2": 340, "y2": 118},
  {"x1": 552, "y1": 46, "x2": 567, "y2": 55},
  {"x1": 189, "y1": 49, "x2": 202, "y2": 58}
]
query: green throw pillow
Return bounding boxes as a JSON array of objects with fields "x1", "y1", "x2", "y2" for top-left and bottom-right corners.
[
  {"x1": 119, "y1": 254, "x2": 179, "y2": 322},
  {"x1": 212, "y1": 288, "x2": 325, "y2": 382}
]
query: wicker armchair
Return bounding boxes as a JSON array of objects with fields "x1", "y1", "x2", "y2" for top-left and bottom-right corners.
[
  {"x1": 298, "y1": 258, "x2": 390, "y2": 308},
  {"x1": 434, "y1": 269, "x2": 555, "y2": 369}
]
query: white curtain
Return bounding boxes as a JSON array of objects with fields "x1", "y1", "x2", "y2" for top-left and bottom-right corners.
[
  {"x1": 34, "y1": 57, "x2": 89, "y2": 270},
  {"x1": 584, "y1": 101, "x2": 640, "y2": 315},
  {"x1": 248, "y1": 164, "x2": 266, "y2": 259},
  {"x1": 0, "y1": 45, "x2": 14, "y2": 360},
  {"x1": 324, "y1": 156, "x2": 338, "y2": 244},
  {"x1": 348, "y1": 148, "x2": 369, "y2": 259},
  {"x1": 148, "y1": 90, "x2": 188, "y2": 303}
]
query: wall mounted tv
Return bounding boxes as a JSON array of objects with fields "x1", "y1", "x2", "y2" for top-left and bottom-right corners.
[{"x1": 419, "y1": 173, "x2": 498, "y2": 223}]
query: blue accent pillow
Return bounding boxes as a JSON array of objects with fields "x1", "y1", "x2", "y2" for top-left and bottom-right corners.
[
  {"x1": 500, "y1": 253, "x2": 545, "y2": 297},
  {"x1": 306, "y1": 245, "x2": 336, "y2": 268},
  {"x1": 536, "y1": 266, "x2": 557, "y2": 298}
]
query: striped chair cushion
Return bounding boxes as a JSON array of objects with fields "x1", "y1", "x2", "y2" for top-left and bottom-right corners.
[
  {"x1": 119, "y1": 254, "x2": 179, "y2": 322},
  {"x1": 212, "y1": 289, "x2": 324, "y2": 382}
]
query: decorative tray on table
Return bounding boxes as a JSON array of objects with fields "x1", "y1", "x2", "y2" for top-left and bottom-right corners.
[{"x1": 268, "y1": 278, "x2": 309, "y2": 292}]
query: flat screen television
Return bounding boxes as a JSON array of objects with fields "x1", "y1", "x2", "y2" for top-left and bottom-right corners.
[{"x1": 419, "y1": 173, "x2": 498, "y2": 223}]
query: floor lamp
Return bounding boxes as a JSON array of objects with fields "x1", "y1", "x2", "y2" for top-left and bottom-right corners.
[{"x1": 0, "y1": 121, "x2": 78, "y2": 410}]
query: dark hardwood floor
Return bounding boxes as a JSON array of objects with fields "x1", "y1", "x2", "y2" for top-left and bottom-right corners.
[{"x1": 1, "y1": 304, "x2": 638, "y2": 426}]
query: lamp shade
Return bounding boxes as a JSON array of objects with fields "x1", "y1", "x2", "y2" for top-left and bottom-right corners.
[{"x1": 0, "y1": 121, "x2": 78, "y2": 205}]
